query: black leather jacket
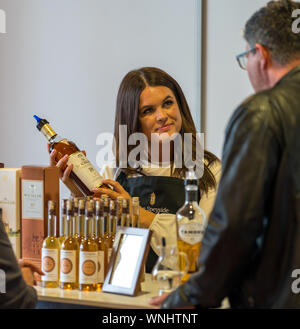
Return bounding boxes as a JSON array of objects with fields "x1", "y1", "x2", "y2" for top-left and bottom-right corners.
[{"x1": 162, "y1": 65, "x2": 300, "y2": 309}]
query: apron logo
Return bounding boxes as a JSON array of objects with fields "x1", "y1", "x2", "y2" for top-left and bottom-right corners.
[{"x1": 149, "y1": 192, "x2": 156, "y2": 206}]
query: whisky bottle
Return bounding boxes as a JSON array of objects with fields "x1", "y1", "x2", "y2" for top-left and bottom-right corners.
[
  {"x1": 73, "y1": 197, "x2": 80, "y2": 241},
  {"x1": 60, "y1": 200, "x2": 79, "y2": 289},
  {"x1": 41, "y1": 201, "x2": 60, "y2": 288},
  {"x1": 109, "y1": 199, "x2": 117, "y2": 242},
  {"x1": 176, "y1": 168, "x2": 207, "y2": 282},
  {"x1": 79, "y1": 200, "x2": 98, "y2": 291},
  {"x1": 132, "y1": 197, "x2": 140, "y2": 228},
  {"x1": 95, "y1": 199, "x2": 107, "y2": 290},
  {"x1": 121, "y1": 198, "x2": 131, "y2": 227},
  {"x1": 103, "y1": 196, "x2": 113, "y2": 266},
  {"x1": 78, "y1": 198, "x2": 85, "y2": 245},
  {"x1": 116, "y1": 196, "x2": 123, "y2": 228},
  {"x1": 34, "y1": 115, "x2": 104, "y2": 196},
  {"x1": 59, "y1": 199, "x2": 68, "y2": 245}
]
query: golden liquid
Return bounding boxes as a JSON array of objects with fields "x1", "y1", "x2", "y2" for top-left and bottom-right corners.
[
  {"x1": 41, "y1": 237, "x2": 60, "y2": 288},
  {"x1": 60, "y1": 237, "x2": 79, "y2": 290},
  {"x1": 79, "y1": 238, "x2": 98, "y2": 291},
  {"x1": 177, "y1": 239, "x2": 202, "y2": 283},
  {"x1": 96, "y1": 236, "x2": 107, "y2": 291}
]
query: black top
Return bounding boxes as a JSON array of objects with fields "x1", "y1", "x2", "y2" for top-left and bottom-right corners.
[{"x1": 0, "y1": 218, "x2": 37, "y2": 308}]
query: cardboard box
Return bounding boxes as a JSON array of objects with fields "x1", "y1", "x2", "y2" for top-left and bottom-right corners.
[
  {"x1": 21, "y1": 166, "x2": 60, "y2": 268},
  {"x1": 0, "y1": 168, "x2": 21, "y2": 259}
]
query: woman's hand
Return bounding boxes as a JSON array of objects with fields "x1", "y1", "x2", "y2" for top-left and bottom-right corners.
[
  {"x1": 93, "y1": 179, "x2": 156, "y2": 228},
  {"x1": 92, "y1": 179, "x2": 131, "y2": 200},
  {"x1": 48, "y1": 144, "x2": 84, "y2": 197}
]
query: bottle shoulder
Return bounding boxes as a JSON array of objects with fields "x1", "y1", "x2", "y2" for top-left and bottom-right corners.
[{"x1": 43, "y1": 237, "x2": 60, "y2": 249}]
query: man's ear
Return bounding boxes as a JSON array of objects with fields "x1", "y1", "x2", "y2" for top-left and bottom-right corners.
[{"x1": 256, "y1": 43, "x2": 271, "y2": 70}]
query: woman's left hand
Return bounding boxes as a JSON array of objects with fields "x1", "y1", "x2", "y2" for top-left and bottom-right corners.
[{"x1": 92, "y1": 179, "x2": 131, "y2": 201}]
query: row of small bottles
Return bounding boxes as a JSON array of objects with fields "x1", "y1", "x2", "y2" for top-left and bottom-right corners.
[{"x1": 41, "y1": 195, "x2": 140, "y2": 291}]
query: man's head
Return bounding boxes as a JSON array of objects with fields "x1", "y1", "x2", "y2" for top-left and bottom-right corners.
[{"x1": 243, "y1": 0, "x2": 300, "y2": 92}]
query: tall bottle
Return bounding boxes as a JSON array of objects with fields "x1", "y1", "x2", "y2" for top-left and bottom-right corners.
[
  {"x1": 132, "y1": 197, "x2": 140, "y2": 228},
  {"x1": 95, "y1": 199, "x2": 107, "y2": 290},
  {"x1": 109, "y1": 199, "x2": 117, "y2": 243},
  {"x1": 121, "y1": 198, "x2": 130, "y2": 227},
  {"x1": 79, "y1": 200, "x2": 98, "y2": 291},
  {"x1": 59, "y1": 199, "x2": 68, "y2": 245},
  {"x1": 73, "y1": 197, "x2": 80, "y2": 241},
  {"x1": 60, "y1": 200, "x2": 79, "y2": 290},
  {"x1": 33, "y1": 115, "x2": 105, "y2": 196},
  {"x1": 103, "y1": 196, "x2": 113, "y2": 265},
  {"x1": 176, "y1": 168, "x2": 207, "y2": 282},
  {"x1": 41, "y1": 201, "x2": 60, "y2": 288},
  {"x1": 116, "y1": 196, "x2": 123, "y2": 228},
  {"x1": 78, "y1": 199, "x2": 85, "y2": 244}
]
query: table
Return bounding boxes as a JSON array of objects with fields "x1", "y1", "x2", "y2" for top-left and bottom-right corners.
[{"x1": 35, "y1": 274, "x2": 159, "y2": 309}]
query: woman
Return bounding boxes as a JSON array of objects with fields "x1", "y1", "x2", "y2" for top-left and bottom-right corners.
[{"x1": 51, "y1": 67, "x2": 221, "y2": 272}]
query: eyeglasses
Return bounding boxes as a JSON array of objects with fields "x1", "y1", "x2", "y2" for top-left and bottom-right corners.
[{"x1": 236, "y1": 47, "x2": 256, "y2": 70}]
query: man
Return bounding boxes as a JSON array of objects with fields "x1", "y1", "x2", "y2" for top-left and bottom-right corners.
[
  {"x1": 151, "y1": 0, "x2": 300, "y2": 309},
  {"x1": 0, "y1": 216, "x2": 43, "y2": 308}
]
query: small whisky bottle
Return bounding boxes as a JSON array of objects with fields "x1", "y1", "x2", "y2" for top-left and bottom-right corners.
[
  {"x1": 34, "y1": 115, "x2": 105, "y2": 196},
  {"x1": 132, "y1": 197, "x2": 140, "y2": 228},
  {"x1": 59, "y1": 199, "x2": 68, "y2": 245},
  {"x1": 103, "y1": 196, "x2": 113, "y2": 266},
  {"x1": 41, "y1": 201, "x2": 60, "y2": 288},
  {"x1": 78, "y1": 198, "x2": 85, "y2": 244},
  {"x1": 116, "y1": 196, "x2": 123, "y2": 228},
  {"x1": 176, "y1": 168, "x2": 207, "y2": 282},
  {"x1": 95, "y1": 199, "x2": 107, "y2": 290},
  {"x1": 79, "y1": 200, "x2": 98, "y2": 291},
  {"x1": 109, "y1": 199, "x2": 117, "y2": 243},
  {"x1": 121, "y1": 198, "x2": 131, "y2": 227},
  {"x1": 73, "y1": 197, "x2": 80, "y2": 241},
  {"x1": 60, "y1": 200, "x2": 79, "y2": 290}
]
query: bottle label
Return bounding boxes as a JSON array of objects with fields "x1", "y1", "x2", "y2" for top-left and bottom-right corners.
[
  {"x1": 60, "y1": 250, "x2": 76, "y2": 283},
  {"x1": 79, "y1": 251, "x2": 98, "y2": 284},
  {"x1": 98, "y1": 250, "x2": 105, "y2": 283},
  {"x1": 41, "y1": 248, "x2": 58, "y2": 282},
  {"x1": 67, "y1": 151, "x2": 103, "y2": 190},
  {"x1": 178, "y1": 222, "x2": 205, "y2": 245},
  {"x1": 22, "y1": 180, "x2": 43, "y2": 219}
]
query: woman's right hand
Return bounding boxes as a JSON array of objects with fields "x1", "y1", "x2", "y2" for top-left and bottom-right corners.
[{"x1": 48, "y1": 145, "x2": 84, "y2": 197}]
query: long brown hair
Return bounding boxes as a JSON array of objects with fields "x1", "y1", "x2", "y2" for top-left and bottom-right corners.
[{"x1": 114, "y1": 67, "x2": 219, "y2": 195}]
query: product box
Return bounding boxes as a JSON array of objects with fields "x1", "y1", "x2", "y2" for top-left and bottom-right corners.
[
  {"x1": 21, "y1": 166, "x2": 60, "y2": 268},
  {"x1": 0, "y1": 168, "x2": 21, "y2": 259}
]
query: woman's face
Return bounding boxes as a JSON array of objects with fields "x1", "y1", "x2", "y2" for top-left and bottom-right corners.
[{"x1": 138, "y1": 86, "x2": 182, "y2": 141}]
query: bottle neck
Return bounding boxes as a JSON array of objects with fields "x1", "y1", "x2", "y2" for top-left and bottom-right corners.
[
  {"x1": 78, "y1": 212, "x2": 85, "y2": 236},
  {"x1": 48, "y1": 213, "x2": 56, "y2": 237},
  {"x1": 60, "y1": 212, "x2": 66, "y2": 236},
  {"x1": 185, "y1": 185, "x2": 198, "y2": 203},
  {"x1": 66, "y1": 214, "x2": 74, "y2": 238},
  {"x1": 73, "y1": 209, "x2": 78, "y2": 235},
  {"x1": 84, "y1": 212, "x2": 93, "y2": 238}
]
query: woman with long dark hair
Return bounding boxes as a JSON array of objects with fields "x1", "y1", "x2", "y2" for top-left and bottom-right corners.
[{"x1": 51, "y1": 67, "x2": 221, "y2": 272}]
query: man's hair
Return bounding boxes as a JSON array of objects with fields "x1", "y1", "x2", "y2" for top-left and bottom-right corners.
[{"x1": 244, "y1": 0, "x2": 300, "y2": 65}]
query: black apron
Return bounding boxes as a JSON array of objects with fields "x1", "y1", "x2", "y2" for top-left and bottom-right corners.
[{"x1": 117, "y1": 170, "x2": 189, "y2": 273}]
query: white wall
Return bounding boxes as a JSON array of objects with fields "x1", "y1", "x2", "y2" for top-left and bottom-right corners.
[
  {"x1": 203, "y1": 0, "x2": 269, "y2": 158},
  {"x1": 0, "y1": 0, "x2": 201, "y2": 197}
]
